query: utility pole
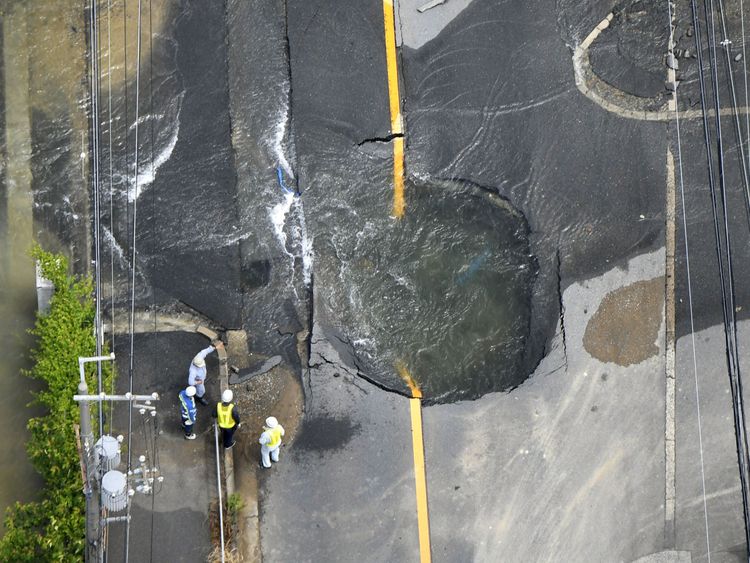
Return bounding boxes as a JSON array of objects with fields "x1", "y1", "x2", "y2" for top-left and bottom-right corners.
[
  {"x1": 75, "y1": 353, "x2": 162, "y2": 562},
  {"x1": 77, "y1": 354, "x2": 113, "y2": 563}
]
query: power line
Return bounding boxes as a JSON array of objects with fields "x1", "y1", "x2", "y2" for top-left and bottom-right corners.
[
  {"x1": 689, "y1": 0, "x2": 750, "y2": 556},
  {"x1": 668, "y1": 1, "x2": 711, "y2": 556},
  {"x1": 124, "y1": 0, "x2": 144, "y2": 560}
]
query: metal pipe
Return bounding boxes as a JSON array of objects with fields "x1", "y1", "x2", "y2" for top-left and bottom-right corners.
[
  {"x1": 78, "y1": 353, "x2": 116, "y2": 385},
  {"x1": 73, "y1": 393, "x2": 159, "y2": 402},
  {"x1": 102, "y1": 516, "x2": 130, "y2": 524}
]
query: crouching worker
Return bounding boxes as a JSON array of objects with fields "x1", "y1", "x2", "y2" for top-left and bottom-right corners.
[
  {"x1": 213, "y1": 389, "x2": 241, "y2": 449},
  {"x1": 259, "y1": 416, "x2": 285, "y2": 468},
  {"x1": 179, "y1": 385, "x2": 198, "y2": 440}
]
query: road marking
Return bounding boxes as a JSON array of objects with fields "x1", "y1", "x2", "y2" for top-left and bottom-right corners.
[
  {"x1": 382, "y1": 0, "x2": 405, "y2": 217},
  {"x1": 396, "y1": 361, "x2": 431, "y2": 562},
  {"x1": 409, "y1": 397, "x2": 432, "y2": 563}
]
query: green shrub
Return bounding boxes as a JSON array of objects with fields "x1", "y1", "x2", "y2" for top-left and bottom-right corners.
[
  {"x1": 0, "y1": 246, "x2": 114, "y2": 562},
  {"x1": 226, "y1": 493, "x2": 244, "y2": 515}
]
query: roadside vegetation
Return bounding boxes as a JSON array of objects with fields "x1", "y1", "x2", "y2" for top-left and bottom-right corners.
[{"x1": 0, "y1": 246, "x2": 114, "y2": 561}]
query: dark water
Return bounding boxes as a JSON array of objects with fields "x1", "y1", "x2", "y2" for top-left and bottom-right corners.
[{"x1": 316, "y1": 179, "x2": 535, "y2": 402}]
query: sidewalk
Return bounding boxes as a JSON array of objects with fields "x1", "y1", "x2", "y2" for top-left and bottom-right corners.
[{"x1": 107, "y1": 332, "x2": 220, "y2": 561}]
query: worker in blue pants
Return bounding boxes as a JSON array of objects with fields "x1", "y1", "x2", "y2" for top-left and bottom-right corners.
[{"x1": 179, "y1": 385, "x2": 198, "y2": 440}]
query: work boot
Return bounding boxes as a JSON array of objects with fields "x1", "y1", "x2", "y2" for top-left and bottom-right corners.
[
  {"x1": 185, "y1": 433, "x2": 197, "y2": 440},
  {"x1": 196, "y1": 395, "x2": 209, "y2": 406}
]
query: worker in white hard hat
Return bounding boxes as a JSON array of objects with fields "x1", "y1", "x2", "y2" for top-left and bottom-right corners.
[
  {"x1": 259, "y1": 416, "x2": 285, "y2": 468},
  {"x1": 212, "y1": 389, "x2": 241, "y2": 449},
  {"x1": 187, "y1": 341, "x2": 224, "y2": 406},
  {"x1": 179, "y1": 386, "x2": 198, "y2": 440}
]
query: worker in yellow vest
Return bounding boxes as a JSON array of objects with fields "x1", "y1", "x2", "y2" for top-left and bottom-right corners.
[
  {"x1": 259, "y1": 416, "x2": 285, "y2": 468},
  {"x1": 213, "y1": 389, "x2": 241, "y2": 449}
]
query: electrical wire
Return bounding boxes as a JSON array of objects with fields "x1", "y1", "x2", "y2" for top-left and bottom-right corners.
[
  {"x1": 107, "y1": 0, "x2": 116, "y2": 438},
  {"x1": 690, "y1": 0, "x2": 750, "y2": 556},
  {"x1": 715, "y1": 0, "x2": 750, "y2": 232},
  {"x1": 706, "y1": 2, "x2": 750, "y2": 555},
  {"x1": 124, "y1": 0, "x2": 144, "y2": 560},
  {"x1": 148, "y1": 2, "x2": 158, "y2": 559},
  {"x1": 668, "y1": 1, "x2": 711, "y2": 556},
  {"x1": 87, "y1": 0, "x2": 106, "y2": 559},
  {"x1": 89, "y1": 0, "x2": 104, "y2": 439},
  {"x1": 741, "y1": 0, "x2": 750, "y2": 174}
]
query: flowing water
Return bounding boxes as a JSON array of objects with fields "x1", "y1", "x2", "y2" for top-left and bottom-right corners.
[{"x1": 0, "y1": 0, "x2": 543, "y2": 531}]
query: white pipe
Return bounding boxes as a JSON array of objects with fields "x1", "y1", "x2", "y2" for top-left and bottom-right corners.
[
  {"x1": 78, "y1": 353, "x2": 116, "y2": 385},
  {"x1": 214, "y1": 421, "x2": 226, "y2": 563}
]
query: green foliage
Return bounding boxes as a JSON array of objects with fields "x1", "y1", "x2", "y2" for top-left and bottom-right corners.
[
  {"x1": 0, "y1": 246, "x2": 114, "y2": 562},
  {"x1": 226, "y1": 493, "x2": 244, "y2": 515}
]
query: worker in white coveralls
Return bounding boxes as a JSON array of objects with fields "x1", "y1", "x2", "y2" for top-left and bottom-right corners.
[
  {"x1": 187, "y1": 341, "x2": 223, "y2": 405},
  {"x1": 259, "y1": 416, "x2": 285, "y2": 468}
]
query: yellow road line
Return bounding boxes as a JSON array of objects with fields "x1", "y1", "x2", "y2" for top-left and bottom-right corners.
[
  {"x1": 396, "y1": 361, "x2": 431, "y2": 562},
  {"x1": 393, "y1": 136, "x2": 405, "y2": 218},
  {"x1": 382, "y1": 0, "x2": 405, "y2": 218},
  {"x1": 410, "y1": 397, "x2": 432, "y2": 563},
  {"x1": 396, "y1": 359, "x2": 422, "y2": 399}
]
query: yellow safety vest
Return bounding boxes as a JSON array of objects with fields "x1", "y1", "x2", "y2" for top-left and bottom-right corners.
[
  {"x1": 217, "y1": 403, "x2": 235, "y2": 428},
  {"x1": 265, "y1": 426, "x2": 282, "y2": 448}
]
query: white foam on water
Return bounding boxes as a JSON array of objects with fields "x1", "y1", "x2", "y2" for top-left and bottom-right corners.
[
  {"x1": 269, "y1": 191, "x2": 297, "y2": 263},
  {"x1": 103, "y1": 226, "x2": 128, "y2": 267},
  {"x1": 267, "y1": 101, "x2": 314, "y2": 287},
  {"x1": 271, "y1": 106, "x2": 294, "y2": 180},
  {"x1": 268, "y1": 192, "x2": 314, "y2": 293},
  {"x1": 295, "y1": 199, "x2": 313, "y2": 286},
  {"x1": 128, "y1": 93, "x2": 183, "y2": 202}
]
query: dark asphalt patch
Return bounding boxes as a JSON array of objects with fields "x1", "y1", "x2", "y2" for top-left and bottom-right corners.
[{"x1": 293, "y1": 416, "x2": 361, "y2": 454}]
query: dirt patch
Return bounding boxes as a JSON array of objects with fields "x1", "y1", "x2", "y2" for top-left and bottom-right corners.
[
  {"x1": 228, "y1": 361, "x2": 303, "y2": 561},
  {"x1": 583, "y1": 277, "x2": 664, "y2": 366}
]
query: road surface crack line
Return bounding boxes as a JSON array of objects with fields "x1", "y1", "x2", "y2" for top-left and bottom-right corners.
[{"x1": 356, "y1": 132, "x2": 404, "y2": 146}]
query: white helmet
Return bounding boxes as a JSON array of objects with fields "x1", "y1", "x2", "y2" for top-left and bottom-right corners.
[
  {"x1": 192, "y1": 356, "x2": 206, "y2": 368},
  {"x1": 222, "y1": 389, "x2": 233, "y2": 403},
  {"x1": 265, "y1": 416, "x2": 278, "y2": 428},
  {"x1": 185, "y1": 386, "x2": 197, "y2": 397}
]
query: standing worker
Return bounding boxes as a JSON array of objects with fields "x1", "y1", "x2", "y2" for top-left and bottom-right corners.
[
  {"x1": 188, "y1": 341, "x2": 224, "y2": 405},
  {"x1": 259, "y1": 416, "x2": 285, "y2": 468},
  {"x1": 179, "y1": 385, "x2": 198, "y2": 440},
  {"x1": 213, "y1": 389, "x2": 241, "y2": 449}
]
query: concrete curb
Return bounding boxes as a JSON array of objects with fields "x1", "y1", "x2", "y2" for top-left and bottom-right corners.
[
  {"x1": 573, "y1": 12, "x2": 750, "y2": 122},
  {"x1": 665, "y1": 147, "x2": 677, "y2": 547},
  {"x1": 196, "y1": 326, "x2": 236, "y2": 497}
]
